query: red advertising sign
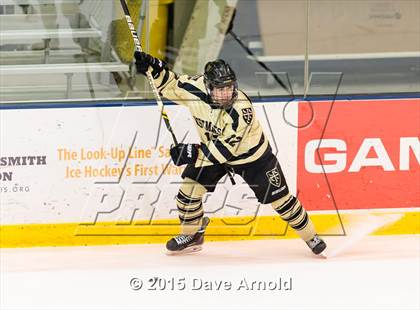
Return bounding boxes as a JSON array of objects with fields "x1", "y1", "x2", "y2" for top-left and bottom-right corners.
[{"x1": 297, "y1": 98, "x2": 420, "y2": 211}]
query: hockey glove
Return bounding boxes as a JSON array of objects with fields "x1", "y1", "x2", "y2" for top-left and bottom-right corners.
[
  {"x1": 170, "y1": 144, "x2": 199, "y2": 166},
  {"x1": 134, "y1": 51, "x2": 166, "y2": 78}
]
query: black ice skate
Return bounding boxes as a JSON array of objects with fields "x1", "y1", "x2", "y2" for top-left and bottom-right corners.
[
  {"x1": 306, "y1": 234, "x2": 327, "y2": 255},
  {"x1": 166, "y1": 217, "x2": 210, "y2": 255}
]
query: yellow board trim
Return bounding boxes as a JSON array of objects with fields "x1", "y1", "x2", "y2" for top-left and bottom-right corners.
[{"x1": 0, "y1": 211, "x2": 418, "y2": 248}]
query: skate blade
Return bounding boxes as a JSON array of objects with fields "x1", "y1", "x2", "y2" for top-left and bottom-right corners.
[
  {"x1": 166, "y1": 245, "x2": 203, "y2": 256},
  {"x1": 320, "y1": 252, "x2": 328, "y2": 259}
]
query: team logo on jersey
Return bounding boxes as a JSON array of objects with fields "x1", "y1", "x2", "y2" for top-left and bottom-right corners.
[
  {"x1": 266, "y1": 167, "x2": 281, "y2": 187},
  {"x1": 242, "y1": 108, "x2": 253, "y2": 125}
]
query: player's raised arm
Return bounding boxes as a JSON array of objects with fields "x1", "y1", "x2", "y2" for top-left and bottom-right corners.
[{"x1": 134, "y1": 51, "x2": 192, "y2": 106}]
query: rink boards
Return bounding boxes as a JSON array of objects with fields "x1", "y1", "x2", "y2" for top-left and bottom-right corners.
[{"x1": 0, "y1": 96, "x2": 419, "y2": 247}]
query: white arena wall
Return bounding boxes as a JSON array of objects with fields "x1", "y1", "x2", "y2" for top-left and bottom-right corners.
[{"x1": 0, "y1": 97, "x2": 418, "y2": 247}]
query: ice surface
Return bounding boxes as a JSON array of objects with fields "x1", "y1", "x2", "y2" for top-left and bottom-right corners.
[{"x1": 1, "y1": 233, "x2": 419, "y2": 310}]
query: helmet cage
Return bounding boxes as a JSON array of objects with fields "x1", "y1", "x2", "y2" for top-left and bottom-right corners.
[
  {"x1": 204, "y1": 60, "x2": 238, "y2": 108},
  {"x1": 205, "y1": 80, "x2": 238, "y2": 108}
]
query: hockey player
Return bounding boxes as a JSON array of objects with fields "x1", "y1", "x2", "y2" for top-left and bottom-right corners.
[{"x1": 134, "y1": 51, "x2": 326, "y2": 255}]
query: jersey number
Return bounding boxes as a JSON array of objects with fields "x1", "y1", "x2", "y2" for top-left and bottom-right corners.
[
  {"x1": 204, "y1": 132, "x2": 219, "y2": 142},
  {"x1": 224, "y1": 134, "x2": 242, "y2": 147}
]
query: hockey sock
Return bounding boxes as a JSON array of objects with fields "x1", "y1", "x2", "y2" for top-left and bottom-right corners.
[
  {"x1": 271, "y1": 193, "x2": 316, "y2": 241},
  {"x1": 176, "y1": 178, "x2": 207, "y2": 235}
]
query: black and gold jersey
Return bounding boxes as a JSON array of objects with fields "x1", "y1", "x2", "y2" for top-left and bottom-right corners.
[{"x1": 152, "y1": 68, "x2": 269, "y2": 168}]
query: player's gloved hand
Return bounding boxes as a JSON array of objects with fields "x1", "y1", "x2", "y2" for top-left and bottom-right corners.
[
  {"x1": 170, "y1": 144, "x2": 199, "y2": 166},
  {"x1": 134, "y1": 51, "x2": 165, "y2": 78}
]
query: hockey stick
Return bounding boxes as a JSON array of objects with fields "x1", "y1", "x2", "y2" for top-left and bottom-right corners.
[{"x1": 119, "y1": 0, "x2": 178, "y2": 145}]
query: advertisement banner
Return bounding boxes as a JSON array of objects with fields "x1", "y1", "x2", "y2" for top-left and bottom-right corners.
[
  {"x1": 297, "y1": 98, "x2": 420, "y2": 211},
  {"x1": 0, "y1": 102, "x2": 297, "y2": 226}
]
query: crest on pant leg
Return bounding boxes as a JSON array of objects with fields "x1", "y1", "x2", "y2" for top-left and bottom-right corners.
[
  {"x1": 266, "y1": 167, "x2": 281, "y2": 187},
  {"x1": 241, "y1": 108, "x2": 253, "y2": 125}
]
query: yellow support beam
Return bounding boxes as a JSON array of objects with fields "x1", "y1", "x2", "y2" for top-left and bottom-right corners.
[{"x1": 112, "y1": 0, "x2": 173, "y2": 63}]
